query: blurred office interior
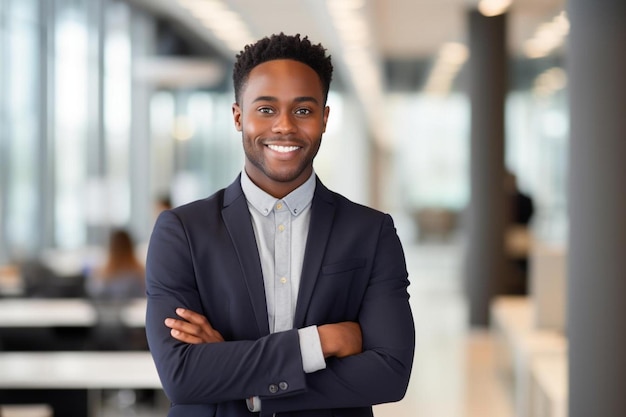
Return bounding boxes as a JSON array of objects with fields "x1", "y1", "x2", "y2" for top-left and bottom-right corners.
[{"x1": 1, "y1": 0, "x2": 625, "y2": 416}]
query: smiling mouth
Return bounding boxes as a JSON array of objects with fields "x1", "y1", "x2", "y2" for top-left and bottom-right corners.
[{"x1": 267, "y1": 144, "x2": 300, "y2": 153}]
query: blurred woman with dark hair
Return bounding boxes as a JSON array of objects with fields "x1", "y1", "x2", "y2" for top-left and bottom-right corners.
[{"x1": 87, "y1": 228, "x2": 145, "y2": 300}]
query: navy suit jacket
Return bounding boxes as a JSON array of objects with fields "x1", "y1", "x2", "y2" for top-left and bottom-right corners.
[{"x1": 145, "y1": 176, "x2": 415, "y2": 417}]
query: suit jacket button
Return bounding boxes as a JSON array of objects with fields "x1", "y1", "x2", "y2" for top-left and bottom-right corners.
[
  {"x1": 279, "y1": 381, "x2": 288, "y2": 391},
  {"x1": 269, "y1": 384, "x2": 279, "y2": 394}
]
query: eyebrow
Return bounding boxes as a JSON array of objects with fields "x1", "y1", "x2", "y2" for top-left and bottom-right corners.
[{"x1": 252, "y1": 96, "x2": 320, "y2": 105}]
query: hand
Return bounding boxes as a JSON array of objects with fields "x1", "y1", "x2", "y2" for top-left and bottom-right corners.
[
  {"x1": 164, "y1": 308, "x2": 225, "y2": 344},
  {"x1": 317, "y1": 321, "x2": 362, "y2": 358}
]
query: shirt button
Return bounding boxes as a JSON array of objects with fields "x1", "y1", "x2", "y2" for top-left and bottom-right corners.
[
  {"x1": 276, "y1": 202, "x2": 283, "y2": 209},
  {"x1": 278, "y1": 224, "x2": 285, "y2": 232},
  {"x1": 280, "y1": 277, "x2": 287, "y2": 284},
  {"x1": 279, "y1": 381, "x2": 289, "y2": 391},
  {"x1": 269, "y1": 384, "x2": 279, "y2": 394}
]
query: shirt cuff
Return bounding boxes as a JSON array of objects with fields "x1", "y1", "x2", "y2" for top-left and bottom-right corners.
[
  {"x1": 246, "y1": 396, "x2": 261, "y2": 412},
  {"x1": 298, "y1": 325, "x2": 326, "y2": 373}
]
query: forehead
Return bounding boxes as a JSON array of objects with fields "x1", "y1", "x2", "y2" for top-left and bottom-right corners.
[{"x1": 241, "y1": 59, "x2": 324, "y2": 102}]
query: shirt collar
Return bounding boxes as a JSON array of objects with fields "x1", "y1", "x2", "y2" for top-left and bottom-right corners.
[{"x1": 240, "y1": 170, "x2": 316, "y2": 217}]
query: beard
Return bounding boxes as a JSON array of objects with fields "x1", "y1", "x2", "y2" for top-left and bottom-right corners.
[{"x1": 242, "y1": 134, "x2": 321, "y2": 184}]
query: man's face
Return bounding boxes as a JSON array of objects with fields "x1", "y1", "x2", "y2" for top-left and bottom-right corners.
[{"x1": 232, "y1": 59, "x2": 329, "y2": 198}]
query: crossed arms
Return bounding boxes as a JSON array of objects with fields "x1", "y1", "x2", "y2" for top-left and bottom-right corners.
[
  {"x1": 166, "y1": 308, "x2": 362, "y2": 359},
  {"x1": 145, "y1": 206, "x2": 415, "y2": 416}
]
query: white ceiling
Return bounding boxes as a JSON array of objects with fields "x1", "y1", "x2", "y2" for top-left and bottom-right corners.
[
  {"x1": 376, "y1": 0, "x2": 565, "y2": 59},
  {"x1": 125, "y1": 0, "x2": 566, "y2": 142},
  {"x1": 127, "y1": 0, "x2": 566, "y2": 61}
]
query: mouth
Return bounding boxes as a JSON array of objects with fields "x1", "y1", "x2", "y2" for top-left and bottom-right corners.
[{"x1": 266, "y1": 144, "x2": 301, "y2": 153}]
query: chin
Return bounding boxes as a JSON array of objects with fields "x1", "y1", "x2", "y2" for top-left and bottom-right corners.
[{"x1": 266, "y1": 168, "x2": 306, "y2": 184}]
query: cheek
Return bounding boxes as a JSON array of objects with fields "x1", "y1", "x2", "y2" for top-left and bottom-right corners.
[
  {"x1": 303, "y1": 122, "x2": 325, "y2": 139},
  {"x1": 242, "y1": 115, "x2": 267, "y2": 136}
]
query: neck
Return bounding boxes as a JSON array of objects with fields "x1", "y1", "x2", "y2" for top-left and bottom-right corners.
[{"x1": 243, "y1": 165, "x2": 312, "y2": 199}]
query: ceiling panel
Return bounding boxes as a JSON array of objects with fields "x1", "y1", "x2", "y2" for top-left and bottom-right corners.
[
  {"x1": 125, "y1": 0, "x2": 567, "y2": 100},
  {"x1": 126, "y1": 0, "x2": 566, "y2": 60}
]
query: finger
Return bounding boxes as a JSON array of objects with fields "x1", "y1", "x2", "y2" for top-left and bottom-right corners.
[
  {"x1": 169, "y1": 322, "x2": 224, "y2": 344},
  {"x1": 170, "y1": 328, "x2": 204, "y2": 345},
  {"x1": 211, "y1": 330, "x2": 225, "y2": 343},
  {"x1": 176, "y1": 308, "x2": 214, "y2": 328},
  {"x1": 165, "y1": 318, "x2": 203, "y2": 337}
]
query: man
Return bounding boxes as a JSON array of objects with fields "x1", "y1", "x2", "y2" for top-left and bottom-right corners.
[
  {"x1": 146, "y1": 33, "x2": 415, "y2": 417},
  {"x1": 504, "y1": 171, "x2": 535, "y2": 294}
]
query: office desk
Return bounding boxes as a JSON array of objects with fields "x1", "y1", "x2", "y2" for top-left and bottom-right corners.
[
  {"x1": 0, "y1": 351, "x2": 164, "y2": 417},
  {"x1": 530, "y1": 353, "x2": 568, "y2": 417},
  {"x1": 0, "y1": 404, "x2": 52, "y2": 417},
  {"x1": 0, "y1": 298, "x2": 146, "y2": 328},
  {"x1": 490, "y1": 296, "x2": 567, "y2": 417},
  {"x1": 0, "y1": 351, "x2": 160, "y2": 389},
  {"x1": 0, "y1": 298, "x2": 147, "y2": 351}
]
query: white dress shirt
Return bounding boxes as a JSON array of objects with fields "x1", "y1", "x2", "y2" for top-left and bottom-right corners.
[{"x1": 240, "y1": 171, "x2": 326, "y2": 412}]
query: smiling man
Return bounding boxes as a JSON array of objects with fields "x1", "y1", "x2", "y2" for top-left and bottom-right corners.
[
  {"x1": 145, "y1": 33, "x2": 415, "y2": 417},
  {"x1": 235, "y1": 58, "x2": 328, "y2": 198}
]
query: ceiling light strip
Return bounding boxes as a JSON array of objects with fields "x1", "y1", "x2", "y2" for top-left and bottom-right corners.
[
  {"x1": 524, "y1": 11, "x2": 570, "y2": 59},
  {"x1": 177, "y1": 0, "x2": 255, "y2": 53},
  {"x1": 326, "y1": 0, "x2": 388, "y2": 146},
  {"x1": 423, "y1": 42, "x2": 469, "y2": 96}
]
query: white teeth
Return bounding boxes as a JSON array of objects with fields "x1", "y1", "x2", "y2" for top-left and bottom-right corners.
[{"x1": 268, "y1": 144, "x2": 299, "y2": 153}]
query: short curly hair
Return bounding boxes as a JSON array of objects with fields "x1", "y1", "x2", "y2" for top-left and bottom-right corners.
[{"x1": 233, "y1": 33, "x2": 333, "y2": 104}]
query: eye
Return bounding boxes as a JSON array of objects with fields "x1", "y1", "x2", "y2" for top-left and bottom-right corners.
[
  {"x1": 258, "y1": 107, "x2": 275, "y2": 114},
  {"x1": 294, "y1": 108, "x2": 312, "y2": 115}
]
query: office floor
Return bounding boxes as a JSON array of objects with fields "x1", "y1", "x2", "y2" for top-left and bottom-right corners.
[{"x1": 103, "y1": 241, "x2": 515, "y2": 417}]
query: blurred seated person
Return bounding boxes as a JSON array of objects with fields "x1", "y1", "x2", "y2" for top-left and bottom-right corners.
[
  {"x1": 86, "y1": 230, "x2": 149, "y2": 368},
  {"x1": 504, "y1": 171, "x2": 535, "y2": 294},
  {"x1": 154, "y1": 193, "x2": 172, "y2": 215},
  {"x1": 87, "y1": 228, "x2": 145, "y2": 300}
]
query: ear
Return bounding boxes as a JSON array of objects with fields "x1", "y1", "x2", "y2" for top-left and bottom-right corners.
[
  {"x1": 322, "y1": 106, "x2": 330, "y2": 133},
  {"x1": 232, "y1": 103, "x2": 243, "y2": 131}
]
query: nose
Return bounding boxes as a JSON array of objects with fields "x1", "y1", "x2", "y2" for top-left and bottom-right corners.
[{"x1": 271, "y1": 112, "x2": 297, "y2": 135}]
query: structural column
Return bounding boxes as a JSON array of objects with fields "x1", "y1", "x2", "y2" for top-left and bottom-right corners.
[
  {"x1": 567, "y1": 1, "x2": 626, "y2": 415},
  {"x1": 465, "y1": 10, "x2": 508, "y2": 326}
]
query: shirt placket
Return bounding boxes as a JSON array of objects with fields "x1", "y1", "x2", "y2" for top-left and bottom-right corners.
[{"x1": 273, "y1": 200, "x2": 292, "y2": 332}]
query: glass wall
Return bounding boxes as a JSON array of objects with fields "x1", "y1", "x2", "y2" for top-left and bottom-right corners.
[
  {"x1": 389, "y1": 93, "x2": 470, "y2": 211},
  {"x1": 149, "y1": 90, "x2": 243, "y2": 206},
  {"x1": 0, "y1": 0, "x2": 568, "y2": 269},
  {"x1": 53, "y1": 0, "x2": 91, "y2": 249},
  {"x1": 0, "y1": 0, "x2": 370, "y2": 269},
  {"x1": 507, "y1": 69, "x2": 568, "y2": 244},
  {"x1": 0, "y1": 0, "x2": 44, "y2": 262},
  {"x1": 0, "y1": 0, "x2": 155, "y2": 267},
  {"x1": 382, "y1": 60, "x2": 568, "y2": 244}
]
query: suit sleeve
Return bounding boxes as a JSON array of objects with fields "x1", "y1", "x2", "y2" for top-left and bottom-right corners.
[
  {"x1": 261, "y1": 214, "x2": 416, "y2": 416},
  {"x1": 145, "y1": 210, "x2": 308, "y2": 405}
]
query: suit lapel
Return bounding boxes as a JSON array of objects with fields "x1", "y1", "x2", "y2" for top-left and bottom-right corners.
[
  {"x1": 222, "y1": 177, "x2": 270, "y2": 336},
  {"x1": 293, "y1": 179, "x2": 336, "y2": 327}
]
